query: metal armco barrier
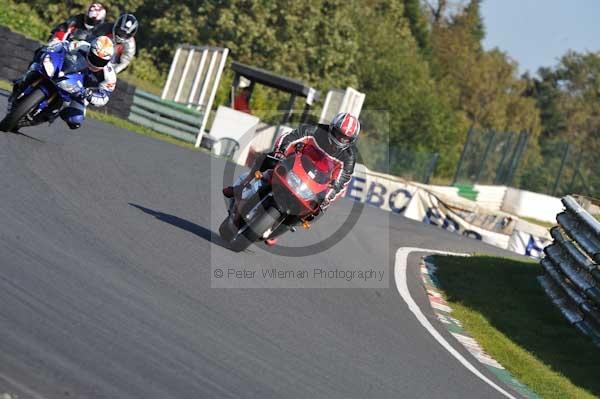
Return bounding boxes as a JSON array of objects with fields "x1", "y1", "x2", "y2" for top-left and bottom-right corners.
[
  {"x1": 539, "y1": 195, "x2": 600, "y2": 345},
  {"x1": 128, "y1": 89, "x2": 203, "y2": 143}
]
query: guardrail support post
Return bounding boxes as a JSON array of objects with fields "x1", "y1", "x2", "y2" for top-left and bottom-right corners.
[
  {"x1": 552, "y1": 143, "x2": 571, "y2": 196},
  {"x1": 452, "y1": 126, "x2": 474, "y2": 185}
]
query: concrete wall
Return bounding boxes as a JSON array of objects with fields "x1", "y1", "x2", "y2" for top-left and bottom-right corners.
[
  {"x1": 420, "y1": 182, "x2": 560, "y2": 223},
  {"x1": 0, "y1": 27, "x2": 135, "y2": 120},
  {"x1": 501, "y1": 187, "x2": 563, "y2": 223},
  {"x1": 473, "y1": 185, "x2": 508, "y2": 211}
]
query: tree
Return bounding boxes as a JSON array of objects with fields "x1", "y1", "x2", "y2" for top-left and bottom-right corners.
[
  {"x1": 195, "y1": 0, "x2": 359, "y2": 90},
  {"x1": 463, "y1": 0, "x2": 484, "y2": 42},
  {"x1": 353, "y1": 0, "x2": 467, "y2": 177},
  {"x1": 403, "y1": 0, "x2": 430, "y2": 54},
  {"x1": 425, "y1": 0, "x2": 447, "y2": 24},
  {"x1": 30, "y1": 0, "x2": 146, "y2": 26},
  {"x1": 524, "y1": 51, "x2": 600, "y2": 196},
  {"x1": 429, "y1": 2, "x2": 540, "y2": 135}
]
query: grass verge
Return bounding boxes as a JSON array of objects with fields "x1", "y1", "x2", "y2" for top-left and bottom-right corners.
[
  {"x1": 431, "y1": 255, "x2": 600, "y2": 399},
  {"x1": 0, "y1": 79, "x2": 203, "y2": 152}
]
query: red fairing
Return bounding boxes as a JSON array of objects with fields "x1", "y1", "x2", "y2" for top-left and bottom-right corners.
[
  {"x1": 281, "y1": 136, "x2": 343, "y2": 184},
  {"x1": 272, "y1": 142, "x2": 336, "y2": 215}
]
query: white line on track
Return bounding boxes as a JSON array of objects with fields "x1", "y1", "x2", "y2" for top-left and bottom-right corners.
[
  {"x1": 394, "y1": 247, "x2": 517, "y2": 399},
  {"x1": 0, "y1": 371, "x2": 47, "y2": 399}
]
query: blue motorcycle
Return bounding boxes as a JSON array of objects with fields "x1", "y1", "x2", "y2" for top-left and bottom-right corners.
[{"x1": 0, "y1": 42, "x2": 87, "y2": 132}]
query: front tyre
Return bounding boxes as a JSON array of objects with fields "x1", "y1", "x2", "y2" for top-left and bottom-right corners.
[
  {"x1": 224, "y1": 205, "x2": 282, "y2": 252},
  {"x1": 0, "y1": 88, "x2": 47, "y2": 132},
  {"x1": 219, "y1": 217, "x2": 236, "y2": 242}
]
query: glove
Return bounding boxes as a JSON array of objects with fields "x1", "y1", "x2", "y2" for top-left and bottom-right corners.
[
  {"x1": 320, "y1": 187, "x2": 337, "y2": 210},
  {"x1": 83, "y1": 88, "x2": 94, "y2": 102}
]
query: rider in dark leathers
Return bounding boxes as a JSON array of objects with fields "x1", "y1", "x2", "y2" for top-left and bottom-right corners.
[
  {"x1": 272, "y1": 122, "x2": 357, "y2": 204},
  {"x1": 49, "y1": 3, "x2": 107, "y2": 43},
  {"x1": 223, "y1": 112, "x2": 360, "y2": 245}
]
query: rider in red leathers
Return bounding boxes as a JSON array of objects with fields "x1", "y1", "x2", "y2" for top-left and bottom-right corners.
[{"x1": 223, "y1": 112, "x2": 360, "y2": 245}]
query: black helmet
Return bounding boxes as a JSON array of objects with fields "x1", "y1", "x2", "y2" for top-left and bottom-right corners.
[
  {"x1": 113, "y1": 13, "x2": 138, "y2": 43},
  {"x1": 329, "y1": 112, "x2": 360, "y2": 149}
]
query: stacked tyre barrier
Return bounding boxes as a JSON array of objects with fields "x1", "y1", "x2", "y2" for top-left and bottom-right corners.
[
  {"x1": 0, "y1": 27, "x2": 39, "y2": 82},
  {"x1": 539, "y1": 195, "x2": 600, "y2": 345}
]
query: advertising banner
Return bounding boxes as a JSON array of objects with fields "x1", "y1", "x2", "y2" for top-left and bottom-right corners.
[
  {"x1": 345, "y1": 165, "x2": 551, "y2": 258},
  {"x1": 403, "y1": 189, "x2": 511, "y2": 249}
]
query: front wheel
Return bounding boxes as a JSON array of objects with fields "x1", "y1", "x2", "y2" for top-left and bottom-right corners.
[
  {"x1": 223, "y1": 205, "x2": 282, "y2": 252},
  {"x1": 0, "y1": 88, "x2": 47, "y2": 132}
]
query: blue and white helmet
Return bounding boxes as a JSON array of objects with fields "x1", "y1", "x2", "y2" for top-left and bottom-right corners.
[{"x1": 113, "y1": 13, "x2": 138, "y2": 43}]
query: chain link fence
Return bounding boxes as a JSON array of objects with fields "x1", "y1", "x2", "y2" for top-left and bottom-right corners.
[
  {"x1": 452, "y1": 129, "x2": 599, "y2": 198},
  {"x1": 356, "y1": 138, "x2": 439, "y2": 184}
]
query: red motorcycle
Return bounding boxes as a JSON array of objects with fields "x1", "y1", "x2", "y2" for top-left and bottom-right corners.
[{"x1": 219, "y1": 142, "x2": 336, "y2": 252}]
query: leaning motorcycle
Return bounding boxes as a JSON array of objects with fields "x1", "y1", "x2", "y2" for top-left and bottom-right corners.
[
  {"x1": 0, "y1": 42, "x2": 86, "y2": 132},
  {"x1": 219, "y1": 143, "x2": 336, "y2": 252}
]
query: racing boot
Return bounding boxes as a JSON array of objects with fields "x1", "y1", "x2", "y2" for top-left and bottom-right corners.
[
  {"x1": 265, "y1": 238, "x2": 278, "y2": 246},
  {"x1": 222, "y1": 186, "x2": 234, "y2": 198}
]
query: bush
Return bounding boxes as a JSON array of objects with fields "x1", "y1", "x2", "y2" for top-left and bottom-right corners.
[{"x1": 0, "y1": 0, "x2": 47, "y2": 42}]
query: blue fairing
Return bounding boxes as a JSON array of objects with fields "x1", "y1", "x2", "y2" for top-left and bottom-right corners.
[
  {"x1": 27, "y1": 43, "x2": 86, "y2": 114},
  {"x1": 45, "y1": 43, "x2": 66, "y2": 76}
]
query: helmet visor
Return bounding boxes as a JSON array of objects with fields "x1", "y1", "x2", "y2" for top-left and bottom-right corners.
[
  {"x1": 331, "y1": 126, "x2": 352, "y2": 145},
  {"x1": 114, "y1": 27, "x2": 133, "y2": 41},
  {"x1": 88, "y1": 51, "x2": 109, "y2": 68},
  {"x1": 84, "y1": 14, "x2": 102, "y2": 28}
]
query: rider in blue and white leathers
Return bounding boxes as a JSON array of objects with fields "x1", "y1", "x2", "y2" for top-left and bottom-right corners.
[{"x1": 63, "y1": 37, "x2": 117, "y2": 129}]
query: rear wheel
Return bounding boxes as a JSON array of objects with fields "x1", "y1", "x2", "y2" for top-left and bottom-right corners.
[{"x1": 0, "y1": 88, "x2": 47, "y2": 132}]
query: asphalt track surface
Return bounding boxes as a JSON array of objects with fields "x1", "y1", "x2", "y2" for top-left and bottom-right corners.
[{"x1": 0, "y1": 93, "x2": 525, "y2": 399}]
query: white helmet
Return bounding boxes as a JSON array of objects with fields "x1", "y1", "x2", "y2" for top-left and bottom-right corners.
[{"x1": 84, "y1": 3, "x2": 107, "y2": 30}]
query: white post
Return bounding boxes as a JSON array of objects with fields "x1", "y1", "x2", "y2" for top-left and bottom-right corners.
[
  {"x1": 196, "y1": 50, "x2": 218, "y2": 111},
  {"x1": 174, "y1": 48, "x2": 194, "y2": 103},
  {"x1": 319, "y1": 90, "x2": 334, "y2": 123},
  {"x1": 161, "y1": 47, "x2": 181, "y2": 99},
  {"x1": 187, "y1": 48, "x2": 208, "y2": 107},
  {"x1": 339, "y1": 87, "x2": 366, "y2": 118},
  {"x1": 195, "y1": 48, "x2": 229, "y2": 148}
]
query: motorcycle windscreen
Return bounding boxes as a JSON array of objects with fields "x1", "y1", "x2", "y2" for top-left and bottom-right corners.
[
  {"x1": 299, "y1": 144, "x2": 336, "y2": 184},
  {"x1": 62, "y1": 52, "x2": 88, "y2": 74},
  {"x1": 300, "y1": 156, "x2": 333, "y2": 185}
]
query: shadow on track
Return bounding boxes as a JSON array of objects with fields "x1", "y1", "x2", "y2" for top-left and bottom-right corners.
[
  {"x1": 9, "y1": 131, "x2": 45, "y2": 142},
  {"x1": 129, "y1": 203, "x2": 230, "y2": 249}
]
